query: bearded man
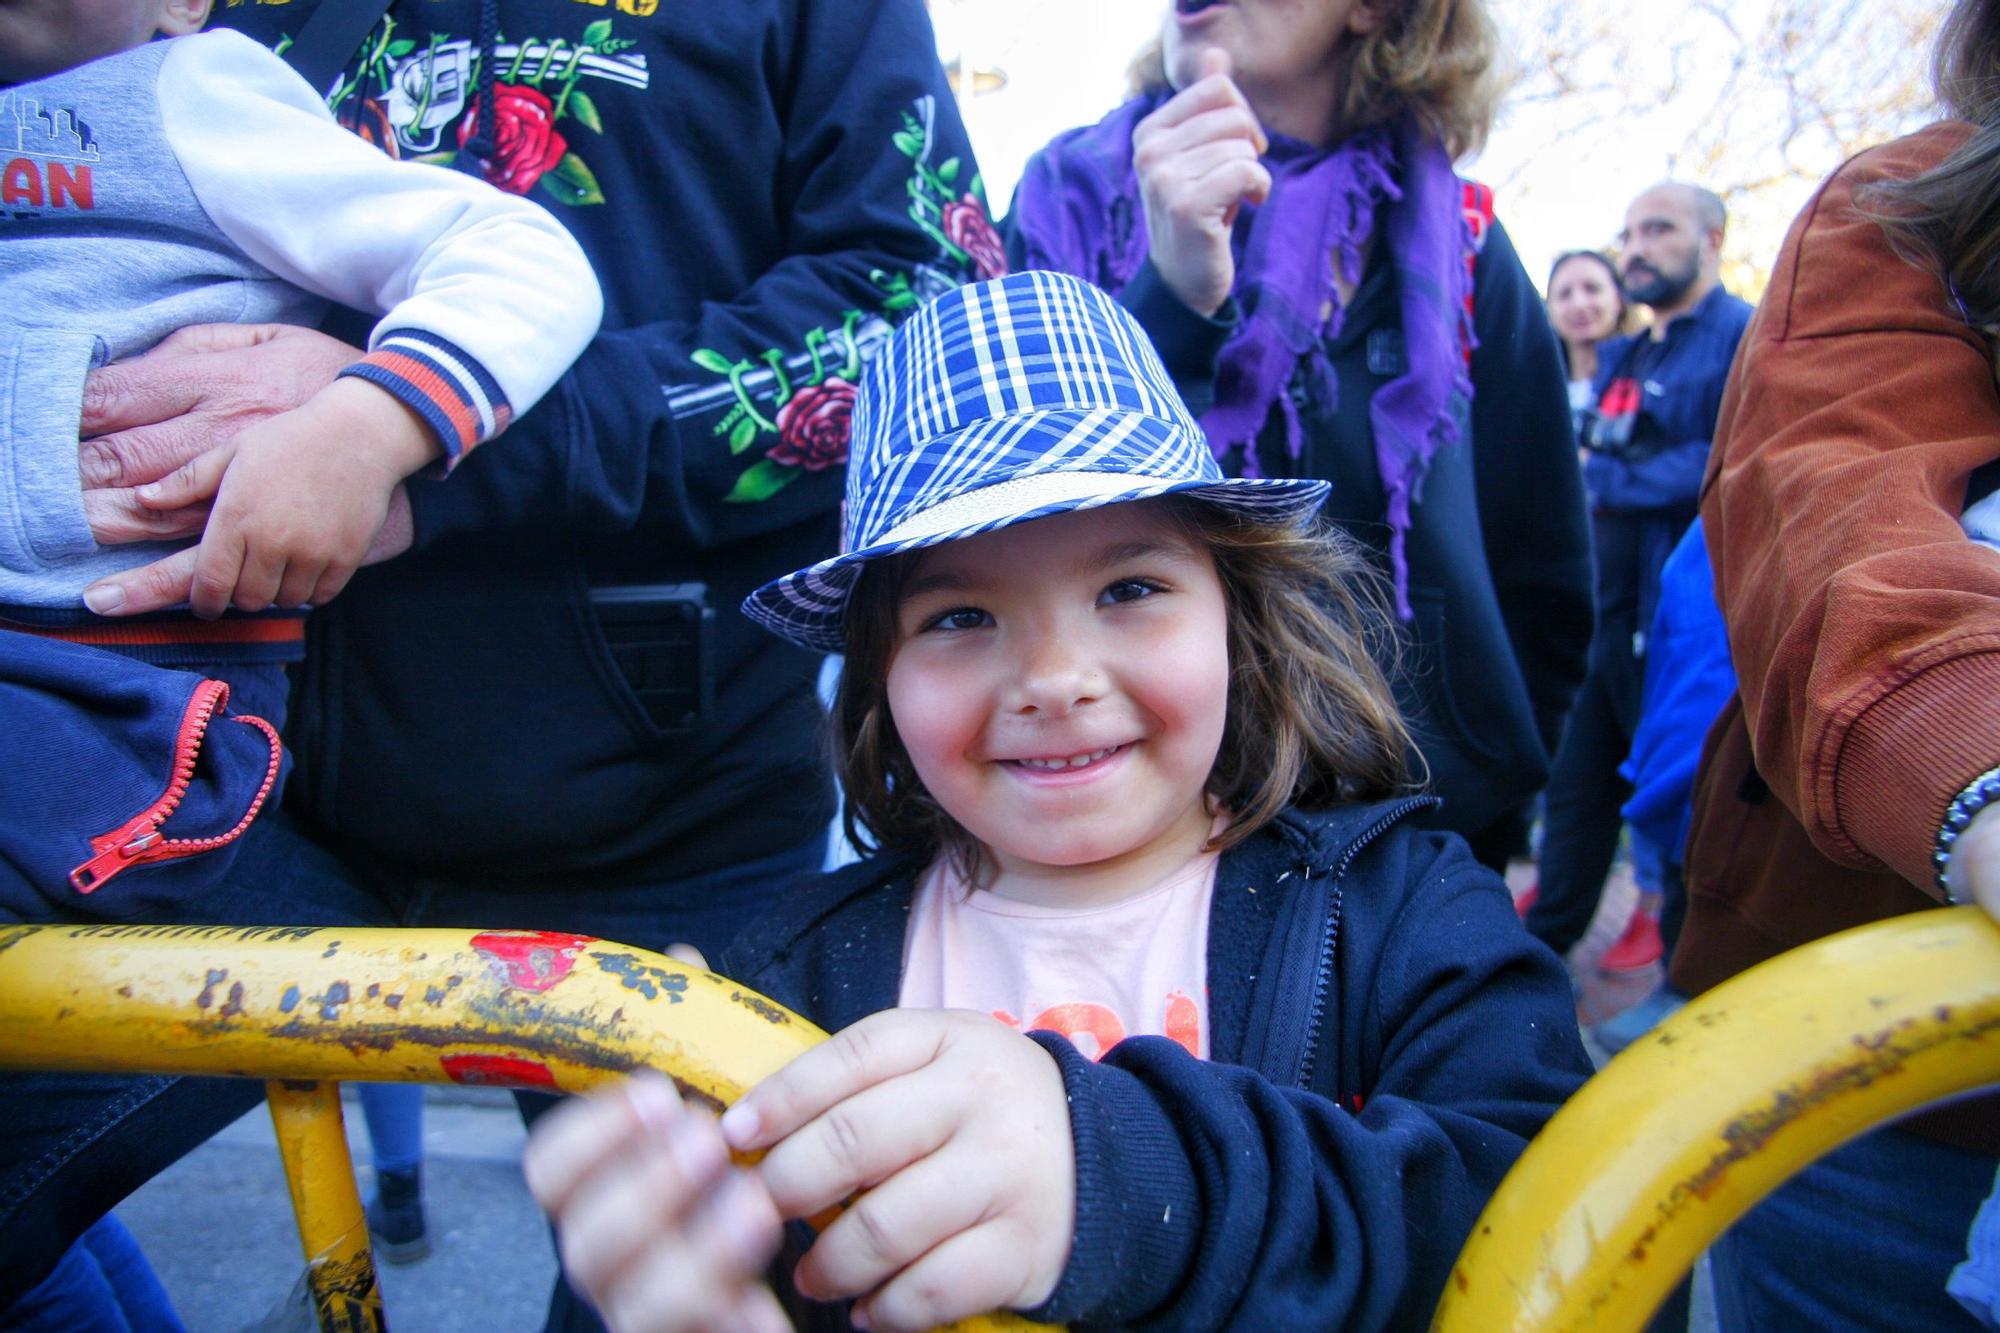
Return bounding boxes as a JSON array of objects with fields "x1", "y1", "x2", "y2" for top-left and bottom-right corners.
[{"x1": 1522, "y1": 182, "x2": 1753, "y2": 965}]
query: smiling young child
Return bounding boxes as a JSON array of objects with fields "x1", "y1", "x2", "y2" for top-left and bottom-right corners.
[{"x1": 523, "y1": 271, "x2": 1590, "y2": 1333}]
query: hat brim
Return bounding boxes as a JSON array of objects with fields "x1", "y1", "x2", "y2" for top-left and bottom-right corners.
[{"x1": 742, "y1": 471, "x2": 1329, "y2": 653}]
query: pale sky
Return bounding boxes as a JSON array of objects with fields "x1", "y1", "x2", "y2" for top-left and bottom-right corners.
[{"x1": 936, "y1": 0, "x2": 1941, "y2": 302}]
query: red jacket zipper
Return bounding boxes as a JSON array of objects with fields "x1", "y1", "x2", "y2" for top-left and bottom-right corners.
[{"x1": 69, "y1": 679, "x2": 283, "y2": 894}]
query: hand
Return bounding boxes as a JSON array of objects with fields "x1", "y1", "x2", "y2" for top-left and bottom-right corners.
[
  {"x1": 82, "y1": 379, "x2": 434, "y2": 618},
  {"x1": 81, "y1": 323, "x2": 362, "y2": 546},
  {"x1": 721, "y1": 1010, "x2": 1074, "y2": 1332},
  {"x1": 1948, "y1": 804, "x2": 2000, "y2": 926},
  {"x1": 1130, "y1": 48, "x2": 1271, "y2": 318},
  {"x1": 523, "y1": 1073, "x2": 790, "y2": 1333}
]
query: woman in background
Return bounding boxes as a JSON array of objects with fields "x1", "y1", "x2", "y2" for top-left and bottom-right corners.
[
  {"x1": 1546, "y1": 249, "x2": 1630, "y2": 435},
  {"x1": 1007, "y1": 0, "x2": 1593, "y2": 871}
]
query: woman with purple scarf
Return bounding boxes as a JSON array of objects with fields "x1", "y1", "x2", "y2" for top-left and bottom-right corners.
[{"x1": 1008, "y1": 0, "x2": 1592, "y2": 870}]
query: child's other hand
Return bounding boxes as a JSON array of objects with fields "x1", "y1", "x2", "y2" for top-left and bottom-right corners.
[
  {"x1": 523, "y1": 1073, "x2": 790, "y2": 1333},
  {"x1": 106, "y1": 378, "x2": 434, "y2": 619},
  {"x1": 722, "y1": 1010, "x2": 1074, "y2": 1332}
]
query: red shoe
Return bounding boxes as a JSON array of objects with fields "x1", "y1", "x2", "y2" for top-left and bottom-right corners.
[
  {"x1": 1513, "y1": 883, "x2": 1538, "y2": 919},
  {"x1": 1599, "y1": 907, "x2": 1663, "y2": 972}
]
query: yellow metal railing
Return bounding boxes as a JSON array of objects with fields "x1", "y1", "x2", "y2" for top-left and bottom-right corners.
[
  {"x1": 0, "y1": 922, "x2": 1047, "y2": 1333},
  {"x1": 2, "y1": 910, "x2": 1995, "y2": 1331},
  {"x1": 1433, "y1": 905, "x2": 2000, "y2": 1332}
]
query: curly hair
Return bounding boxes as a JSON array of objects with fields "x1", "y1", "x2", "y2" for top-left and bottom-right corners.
[
  {"x1": 1125, "y1": 0, "x2": 1509, "y2": 159},
  {"x1": 830, "y1": 497, "x2": 1415, "y2": 878}
]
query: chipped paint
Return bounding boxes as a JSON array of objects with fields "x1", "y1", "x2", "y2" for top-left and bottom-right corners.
[
  {"x1": 312, "y1": 981, "x2": 351, "y2": 1022},
  {"x1": 732, "y1": 990, "x2": 790, "y2": 1025},
  {"x1": 62, "y1": 923, "x2": 323, "y2": 943},
  {"x1": 195, "y1": 968, "x2": 227, "y2": 1010},
  {"x1": 591, "y1": 951, "x2": 688, "y2": 1003}
]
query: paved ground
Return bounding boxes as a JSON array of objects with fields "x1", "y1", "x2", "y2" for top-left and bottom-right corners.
[
  {"x1": 115, "y1": 863, "x2": 1710, "y2": 1332},
  {"x1": 118, "y1": 1086, "x2": 555, "y2": 1332}
]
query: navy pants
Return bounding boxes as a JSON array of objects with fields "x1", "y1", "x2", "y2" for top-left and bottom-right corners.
[
  {"x1": 1525, "y1": 624, "x2": 1642, "y2": 957},
  {"x1": 1710, "y1": 1125, "x2": 1995, "y2": 1332},
  {"x1": 0, "y1": 803, "x2": 824, "y2": 1313}
]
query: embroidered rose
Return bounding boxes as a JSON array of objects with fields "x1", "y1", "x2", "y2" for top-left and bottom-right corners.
[
  {"x1": 769, "y1": 378, "x2": 856, "y2": 472},
  {"x1": 943, "y1": 194, "x2": 1007, "y2": 280},
  {"x1": 458, "y1": 85, "x2": 568, "y2": 195}
]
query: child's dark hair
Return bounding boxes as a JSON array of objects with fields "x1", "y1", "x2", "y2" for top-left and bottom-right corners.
[{"x1": 830, "y1": 496, "x2": 1414, "y2": 874}]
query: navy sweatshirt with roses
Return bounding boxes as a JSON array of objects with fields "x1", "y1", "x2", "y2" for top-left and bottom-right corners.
[
  {"x1": 722, "y1": 803, "x2": 1592, "y2": 1331},
  {"x1": 213, "y1": 0, "x2": 994, "y2": 884}
]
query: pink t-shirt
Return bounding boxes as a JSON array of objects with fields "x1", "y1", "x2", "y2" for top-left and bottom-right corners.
[{"x1": 898, "y1": 851, "x2": 1218, "y2": 1061}]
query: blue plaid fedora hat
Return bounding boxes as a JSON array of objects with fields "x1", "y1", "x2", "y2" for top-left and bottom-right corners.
[{"x1": 743, "y1": 270, "x2": 1329, "y2": 652}]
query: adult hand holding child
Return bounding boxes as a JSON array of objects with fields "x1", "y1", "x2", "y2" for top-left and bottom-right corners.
[{"x1": 77, "y1": 323, "x2": 418, "y2": 614}]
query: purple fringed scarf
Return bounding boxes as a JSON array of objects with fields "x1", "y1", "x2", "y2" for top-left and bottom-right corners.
[{"x1": 1012, "y1": 93, "x2": 1479, "y2": 618}]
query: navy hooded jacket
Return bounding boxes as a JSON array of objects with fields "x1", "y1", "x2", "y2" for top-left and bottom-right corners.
[{"x1": 721, "y1": 802, "x2": 1591, "y2": 1330}]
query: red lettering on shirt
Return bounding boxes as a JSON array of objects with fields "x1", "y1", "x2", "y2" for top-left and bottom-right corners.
[
  {"x1": 990, "y1": 996, "x2": 1205, "y2": 1061},
  {"x1": 47, "y1": 163, "x2": 91, "y2": 210},
  {"x1": 1029, "y1": 1002, "x2": 1127, "y2": 1060},
  {"x1": 1164, "y1": 989, "x2": 1200, "y2": 1058},
  {"x1": 3, "y1": 159, "x2": 44, "y2": 208}
]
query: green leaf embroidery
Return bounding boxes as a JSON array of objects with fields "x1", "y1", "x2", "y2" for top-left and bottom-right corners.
[
  {"x1": 728, "y1": 417, "x2": 760, "y2": 454},
  {"x1": 539, "y1": 152, "x2": 606, "y2": 207},
  {"x1": 410, "y1": 150, "x2": 457, "y2": 166},
  {"x1": 386, "y1": 38, "x2": 417, "y2": 58},
  {"x1": 690, "y1": 348, "x2": 736, "y2": 376},
  {"x1": 581, "y1": 18, "x2": 615, "y2": 48},
  {"x1": 892, "y1": 130, "x2": 923, "y2": 159},
  {"x1": 725, "y1": 460, "x2": 802, "y2": 504},
  {"x1": 938, "y1": 157, "x2": 959, "y2": 187},
  {"x1": 567, "y1": 90, "x2": 604, "y2": 135}
]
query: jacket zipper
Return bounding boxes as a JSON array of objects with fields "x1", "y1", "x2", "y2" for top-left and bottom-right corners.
[
  {"x1": 69, "y1": 680, "x2": 283, "y2": 894},
  {"x1": 1293, "y1": 797, "x2": 1436, "y2": 1092}
]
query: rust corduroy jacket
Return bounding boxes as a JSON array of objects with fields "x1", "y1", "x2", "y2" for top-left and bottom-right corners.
[{"x1": 1678, "y1": 121, "x2": 1997, "y2": 1154}]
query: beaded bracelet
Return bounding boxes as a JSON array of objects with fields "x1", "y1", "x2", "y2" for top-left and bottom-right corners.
[{"x1": 1931, "y1": 763, "x2": 2000, "y2": 904}]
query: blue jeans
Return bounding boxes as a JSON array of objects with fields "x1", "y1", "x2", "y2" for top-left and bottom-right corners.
[
  {"x1": 0, "y1": 804, "x2": 825, "y2": 1313},
  {"x1": 0, "y1": 1216, "x2": 184, "y2": 1333},
  {"x1": 1710, "y1": 1124, "x2": 1997, "y2": 1332}
]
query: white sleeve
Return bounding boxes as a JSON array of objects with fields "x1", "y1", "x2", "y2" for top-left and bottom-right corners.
[{"x1": 155, "y1": 29, "x2": 603, "y2": 450}]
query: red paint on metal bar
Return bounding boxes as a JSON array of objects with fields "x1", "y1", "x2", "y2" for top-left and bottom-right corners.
[
  {"x1": 468, "y1": 930, "x2": 595, "y2": 993},
  {"x1": 441, "y1": 1052, "x2": 559, "y2": 1089}
]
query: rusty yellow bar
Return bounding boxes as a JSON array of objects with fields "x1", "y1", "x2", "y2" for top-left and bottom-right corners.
[
  {"x1": 1433, "y1": 905, "x2": 2000, "y2": 1333},
  {"x1": 0, "y1": 922, "x2": 1049, "y2": 1333},
  {"x1": 266, "y1": 1079, "x2": 383, "y2": 1333}
]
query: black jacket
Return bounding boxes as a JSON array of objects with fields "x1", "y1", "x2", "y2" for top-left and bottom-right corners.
[
  {"x1": 216, "y1": 0, "x2": 984, "y2": 884},
  {"x1": 722, "y1": 803, "x2": 1591, "y2": 1330}
]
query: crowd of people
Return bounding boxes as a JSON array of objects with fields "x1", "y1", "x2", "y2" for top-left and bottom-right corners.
[{"x1": 1, "y1": 0, "x2": 1998, "y2": 1329}]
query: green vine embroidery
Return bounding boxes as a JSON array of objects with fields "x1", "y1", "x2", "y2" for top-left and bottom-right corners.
[
  {"x1": 695, "y1": 309, "x2": 866, "y2": 504},
  {"x1": 687, "y1": 98, "x2": 1006, "y2": 503}
]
